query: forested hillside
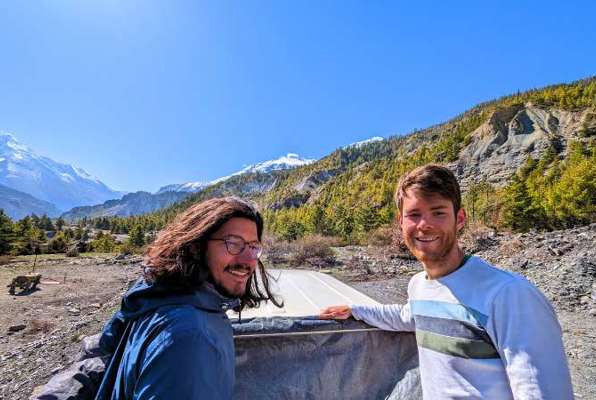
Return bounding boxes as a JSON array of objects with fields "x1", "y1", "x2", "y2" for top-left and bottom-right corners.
[
  {"x1": 1, "y1": 77, "x2": 594, "y2": 254},
  {"x1": 84, "y1": 77, "x2": 596, "y2": 242}
]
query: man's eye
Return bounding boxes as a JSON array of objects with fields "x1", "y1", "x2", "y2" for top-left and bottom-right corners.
[{"x1": 226, "y1": 239, "x2": 243, "y2": 248}]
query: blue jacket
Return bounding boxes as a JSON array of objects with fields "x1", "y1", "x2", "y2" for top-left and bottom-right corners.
[{"x1": 96, "y1": 279, "x2": 239, "y2": 400}]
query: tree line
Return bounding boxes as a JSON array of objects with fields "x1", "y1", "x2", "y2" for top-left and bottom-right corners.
[{"x1": 0, "y1": 213, "x2": 151, "y2": 256}]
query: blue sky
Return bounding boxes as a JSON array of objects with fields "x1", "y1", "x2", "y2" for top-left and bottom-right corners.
[{"x1": 0, "y1": 1, "x2": 595, "y2": 192}]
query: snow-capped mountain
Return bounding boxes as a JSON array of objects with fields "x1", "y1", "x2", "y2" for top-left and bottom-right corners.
[
  {"x1": 234, "y1": 153, "x2": 316, "y2": 175},
  {"x1": 156, "y1": 181, "x2": 209, "y2": 195},
  {"x1": 0, "y1": 133, "x2": 123, "y2": 212},
  {"x1": 157, "y1": 153, "x2": 315, "y2": 194},
  {"x1": 343, "y1": 136, "x2": 384, "y2": 149}
]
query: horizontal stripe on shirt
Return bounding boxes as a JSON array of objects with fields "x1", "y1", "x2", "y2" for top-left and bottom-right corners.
[
  {"x1": 411, "y1": 300, "x2": 488, "y2": 327},
  {"x1": 416, "y1": 330, "x2": 500, "y2": 359},
  {"x1": 414, "y1": 314, "x2": 494, "y2": 345}
]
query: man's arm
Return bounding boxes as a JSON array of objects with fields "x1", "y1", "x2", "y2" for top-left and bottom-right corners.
[
  {"x1": 489, "y1": 280, "x2": 574, "y2": 400},
  {"x1": 320, "y1": 303, "x2": 415, "y2": 332}
]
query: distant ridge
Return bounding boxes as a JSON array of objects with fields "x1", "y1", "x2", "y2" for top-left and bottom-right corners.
[
  {"x1": 0, "y1": 184, "x2": 60, "y2": 219},
  {"x1": 0, "y1": 133, "x2": 123, "y2": 212},
  {"x1": 64, "y1": 153, "x2": 316, "y2": 219}
]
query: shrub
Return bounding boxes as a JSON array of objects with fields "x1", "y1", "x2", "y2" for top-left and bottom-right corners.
[
  {"x1": 117, "y1": 241, "x2": 139, "y2": 255},
  {"x1": 366, "y1": 225, "x2": 394, "y2": 247},
  {"x1": 47, "y1": 232, "x2": 69, "y2": 253},
  {"x1": 262, "y1": 236, "x2": 293, "y2": 264},
  {"x1": 289, "y1": 235, "x2": 340, "y2": 268},
  {"x1": 90, "y1": 234, "x2": 118, "y2": 253}
]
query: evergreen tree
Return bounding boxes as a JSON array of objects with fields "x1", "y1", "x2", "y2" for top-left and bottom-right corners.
[
  {"x1": 0, "y1": 210, "x2": 14, "y2": 255},
  {"x1": 55, "y1": 217, "x2": 65, "y2": 231},
  {"x1": 39, "y1": 214, "x2": 55, "y2": 231},
  {"x1": 128, "y1": 224, "x2": 146, "y2": 247}
]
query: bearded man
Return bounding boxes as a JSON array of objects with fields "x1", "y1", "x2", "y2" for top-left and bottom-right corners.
[
  {"x1": 321, "y1": 164, "x2": 573, "y2": 399},
  {"x1": 95, "y1": 197, "x2": 281, "y2": 400}
]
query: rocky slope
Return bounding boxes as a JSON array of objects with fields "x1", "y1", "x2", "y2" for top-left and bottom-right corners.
[{"x1": 454, "y1": 104, "x2": 590, "y2": 188}]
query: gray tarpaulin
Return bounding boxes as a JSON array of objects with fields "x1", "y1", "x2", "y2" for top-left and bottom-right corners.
[
  {"x1": 34, "y1": 317, "x2": 421, "y2": 399},
  {"x1": 232, "y1": 317, "x2": 421, "y2": 400}
]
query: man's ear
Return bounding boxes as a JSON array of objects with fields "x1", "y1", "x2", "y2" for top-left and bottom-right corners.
[{"x1": 456, "y1": 208, "x2": 466, "y2": 231}]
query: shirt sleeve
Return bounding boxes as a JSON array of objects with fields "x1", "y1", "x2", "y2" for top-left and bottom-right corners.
[
  {"x1": 487, "y1": 279, "x2": 574, "y2": 400},
  {"x1": 351, "y1": 302, "x2": 415, "y2": 332},
  {"x1": 133, "y1": 329, "x2": 233, "y2": 400}
]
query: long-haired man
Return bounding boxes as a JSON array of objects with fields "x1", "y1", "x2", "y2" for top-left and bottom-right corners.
[{"x1": 96, "y1": 197, "x2": 281, "y2": 399}]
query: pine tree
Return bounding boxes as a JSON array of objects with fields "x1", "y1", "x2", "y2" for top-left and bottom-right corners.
[
  {"x1": 55, "y1": 217, "x2": 65, "y2": 231},
  {"x1": 0, "y1": 210, "x2": 14, "y2": 255},
  {"x1": 128, "y1": 225, "x2": 146, "y2": 247}
]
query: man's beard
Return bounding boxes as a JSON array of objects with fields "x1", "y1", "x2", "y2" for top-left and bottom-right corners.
[
  {"x1": 404, "y1": 229, "x2": 458, "y2": 264},
  {"x1": 209, "y1": 264, "x2": 253, "y2": 299}
]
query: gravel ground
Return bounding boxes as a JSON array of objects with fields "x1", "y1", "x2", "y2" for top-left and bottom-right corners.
[{"x1": 1, "y1": 224, "x2": 594, "y2": 399}]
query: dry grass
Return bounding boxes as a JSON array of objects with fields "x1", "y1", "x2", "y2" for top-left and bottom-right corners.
[
  {"x1": 366, "y1": 225, "x2": 394, "y2": 247},
  {"x1": 289, "y1": 235, "x2": 340, "y2": 268},
  {"x1": 263, "y1": 235, "x2": 341, "y2": 268}
]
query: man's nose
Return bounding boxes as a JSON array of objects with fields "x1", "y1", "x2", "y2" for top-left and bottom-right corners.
[
  {"x1": 417, "y1": 215, "x2": 432, "y2": 230},
  {"x1": 237, "y1": 248, "x2": 259, "y2": 264}
]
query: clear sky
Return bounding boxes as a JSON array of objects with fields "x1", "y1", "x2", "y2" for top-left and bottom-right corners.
[{"x1": 1, "y1": 1, "x2": 595, "y2": 193}]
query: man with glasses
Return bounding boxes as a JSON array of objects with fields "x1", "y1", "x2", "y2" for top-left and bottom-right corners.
[{"x1": 91, "y1": 197, "x2": 282, "y2": 400}]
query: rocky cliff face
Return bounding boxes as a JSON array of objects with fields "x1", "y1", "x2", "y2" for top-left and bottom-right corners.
[{"x1": 454, "y1": 103, "x2": 589, "y2": 187}]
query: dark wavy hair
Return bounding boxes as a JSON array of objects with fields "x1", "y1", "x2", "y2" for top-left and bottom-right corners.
[{"x1": 144, "y1": 197, "x2": 282, "y2": 310}]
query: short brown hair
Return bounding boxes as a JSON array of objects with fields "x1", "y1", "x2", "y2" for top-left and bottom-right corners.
[
  {"x1": 395, "y1": 164, "x2": 461, "y2": 214},
  {"x1": 145, "y1": 196, "x2": 281, "y2": 309}
]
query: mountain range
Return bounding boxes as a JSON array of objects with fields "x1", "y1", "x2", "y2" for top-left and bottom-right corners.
[
  {"x1": 0, "y1": 132, "x2": 317, "y2": 220},
  {"x1": 2, "y1": 77, "x2": 595, "y2": 227},
  {"x1": 0, "y1": 133, "x2": 123, "y2": 216}
]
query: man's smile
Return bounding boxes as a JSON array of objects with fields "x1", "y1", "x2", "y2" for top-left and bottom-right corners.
[
  {"x1": 225, "y1": 265, "x2": 253, "y2": 279},
  {"x1": 416, "y1": 236, "x2": 439, "y2": 242}
]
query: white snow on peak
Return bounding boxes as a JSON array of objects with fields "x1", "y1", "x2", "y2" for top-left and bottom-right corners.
[
  {"x1": 59, "y1": 173, "x2": 74, "y2": 183},
  {"x1": 0, "y1": 131, "x2": 120, "y2": 210},
  {"x1": 159, "y1": 153, "x2": 316, "y2": 194},
  {"x1": 157, "y1": 181, "x2": 209, "y2": 194},
  {"x1": 344, "y1": 136, "x2": 384, "y2": 149},
  {"x1": 236, "y1": 153, "x2": 316, "y2": 175},
  {"x1": 73, "y1": 166, "x2": 96, "y2": 181}
]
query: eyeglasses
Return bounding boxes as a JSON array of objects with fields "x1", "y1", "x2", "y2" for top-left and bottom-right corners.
[{"x1": 208, "y1": 235, "x2": 263, "y2": 258}]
